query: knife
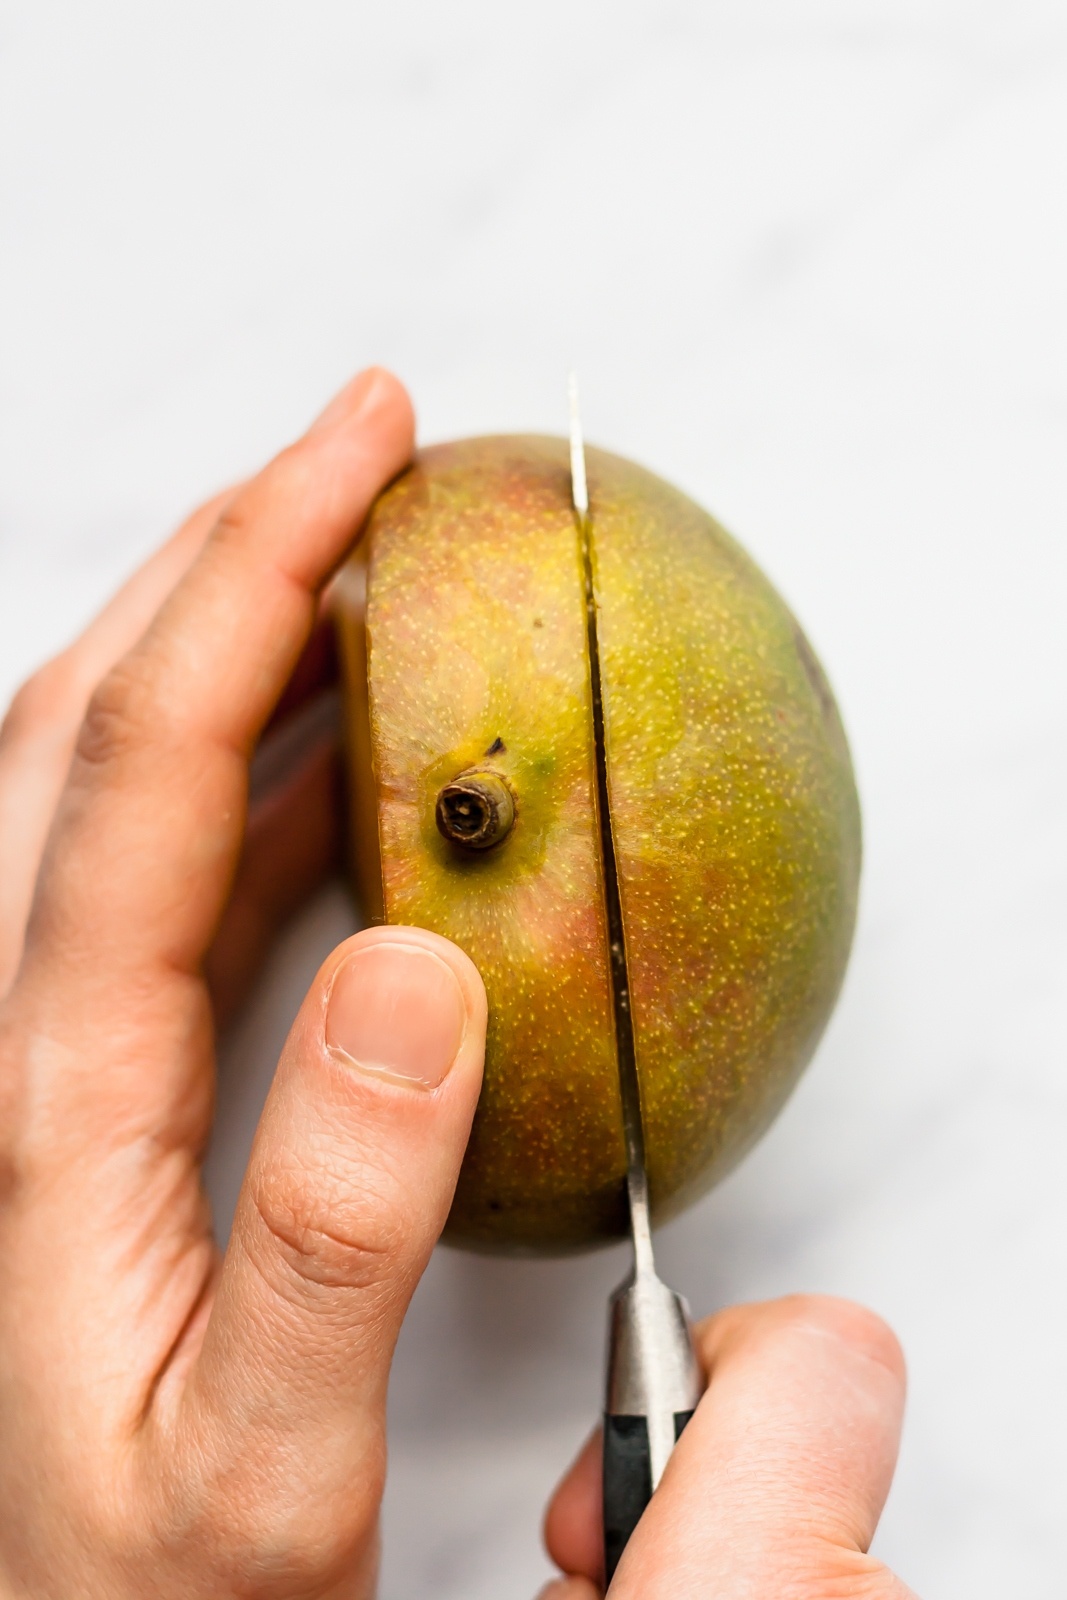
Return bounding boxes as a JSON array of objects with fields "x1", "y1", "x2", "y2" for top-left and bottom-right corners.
[{"x1": 568, "y1": 376, "x2": 705, "y2": 1588}]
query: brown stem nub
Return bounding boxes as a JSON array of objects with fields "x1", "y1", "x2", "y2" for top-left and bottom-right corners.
[{"x1": 435, "y1": 770, "x2": 516, "y2": 851}]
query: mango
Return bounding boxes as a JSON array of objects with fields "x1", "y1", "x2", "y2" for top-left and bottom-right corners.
[{"x1": 333, "y1": 436, "x2": 860, "y2": 1253}]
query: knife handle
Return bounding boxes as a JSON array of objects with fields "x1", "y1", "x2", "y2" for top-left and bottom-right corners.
[{"x1": 602, "y1": 1408, "x2": 695, "y2": 1588}]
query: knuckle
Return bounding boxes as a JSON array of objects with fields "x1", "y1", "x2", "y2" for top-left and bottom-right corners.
[
  {"x1": 211, "y1": 445, "x2": 316, "y2": 553},
  {"x1": 216, "y1": 1494, "x2": 380, "y2": 1597},
  {"x1": 74, "y1": 660, "x2": 157, "y2": 773},
  {"x1": 796, "y1": 1550, "x2": 909, "y2": 1599},
  {"x1": 163, "y1": 1420, "x2": 383, "y2": 1593},
  {"x1": 249, "y1": 1159, "x2": 404, "y2": 1296},
  {"x1": 209, "y1": 498, "x2": 255, "y2": 551}
]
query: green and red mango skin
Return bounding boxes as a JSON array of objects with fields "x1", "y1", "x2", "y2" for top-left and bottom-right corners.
[{"x1": 334, "y1": 436, "x2": 861, "y2": 1253}]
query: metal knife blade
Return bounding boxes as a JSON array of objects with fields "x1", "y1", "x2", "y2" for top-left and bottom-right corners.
[{"x1": 568, "y1": 375, "x2": 704, "y2": 1583}]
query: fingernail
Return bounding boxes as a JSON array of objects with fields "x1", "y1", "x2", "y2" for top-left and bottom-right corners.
[
  {"x1": 309, "y1": 367, "x2": 388, "y2": 435},
  {"x1": 326, "y1": 941, "x2": 467, "y2": 1089}
]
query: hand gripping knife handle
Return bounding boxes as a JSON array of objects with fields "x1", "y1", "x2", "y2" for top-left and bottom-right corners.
[{"x1": 602, "y1": 1265, "x2": 703, "y2": 1586}]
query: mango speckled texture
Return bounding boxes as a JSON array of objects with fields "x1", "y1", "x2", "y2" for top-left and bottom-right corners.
[{"x1": 334, "y1": 436, "x2": 860, "y2": 1252}]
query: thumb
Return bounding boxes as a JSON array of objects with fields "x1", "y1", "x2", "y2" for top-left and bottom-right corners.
[
  {"x1": 546, "y1": 1295, "x2": 916, "y2": 1599},
  {"x1": 180, "y1": 925, "x2": 485, "y2": 1553}
]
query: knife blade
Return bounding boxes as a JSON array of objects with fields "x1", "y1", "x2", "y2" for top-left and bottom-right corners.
[{"x1": 568, "y1": 374, "x2": 704, "y2": 1586}]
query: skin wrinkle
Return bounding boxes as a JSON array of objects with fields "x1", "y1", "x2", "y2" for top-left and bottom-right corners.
[
  {"x1": 4, "y1": 1180, "x2": 214, "y2": 1398},
  {"x1": 129, "y1": 1238, "x2": 218, "y2": 1429},
  {"x1": 239, "y1": 1222, "x2": 400, "y2": 1330},
  {"x1": 245, "y1": 1151, "x2": 422, "y2": 1288},
  {"x1": 246, "y1": 1173, "x2": 406, "y2": 1297}
]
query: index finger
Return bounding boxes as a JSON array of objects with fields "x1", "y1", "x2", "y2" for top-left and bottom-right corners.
[
  {"x1": 18, "y1": 368, "x2": 413, "y2": 1007},
  {"x1": 545, "y1": 1295, "x2": 910, "y2": 1597}
]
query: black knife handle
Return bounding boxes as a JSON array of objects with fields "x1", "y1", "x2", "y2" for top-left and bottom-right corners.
[{"x1": 602, "y1": 1408, "x2": 694, "y2": 1588}]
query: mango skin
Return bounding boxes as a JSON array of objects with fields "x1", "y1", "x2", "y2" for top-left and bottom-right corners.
[{"x1": 334, "y1": 437, "x2": 861, "y2": 1253}]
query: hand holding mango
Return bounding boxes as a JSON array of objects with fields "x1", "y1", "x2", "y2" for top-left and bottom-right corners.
[
  {"x1": 0, "y1": 370, "x2": 908, "y2": 1600},
  {"x1": 335, "y1": 435, "x2": 861, "y2": 1252}
]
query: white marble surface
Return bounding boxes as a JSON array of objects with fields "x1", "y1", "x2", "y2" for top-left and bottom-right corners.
[{"x1": 2, "y1": 4, "x2": 1066, "y2": 1595}]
